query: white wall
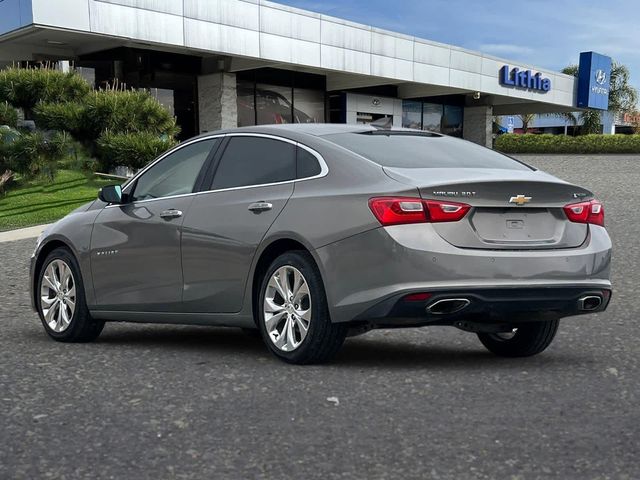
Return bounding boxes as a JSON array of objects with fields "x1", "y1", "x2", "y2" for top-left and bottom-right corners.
[{"x1": 3, "y1": 0, "x2": 578, "y2": 110}]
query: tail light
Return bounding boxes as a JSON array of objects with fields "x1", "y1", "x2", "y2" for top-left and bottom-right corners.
[
  {"x1": 563, "y1": 199, "x2": 604, "y2": 227},
  {"x1": 368, "y1": 197, "x2": 471, "y2": 226}
]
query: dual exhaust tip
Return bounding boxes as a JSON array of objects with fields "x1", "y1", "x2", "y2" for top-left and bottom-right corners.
[{"x1": 424, "y1": 294, "x2": 604, "y2": 315}]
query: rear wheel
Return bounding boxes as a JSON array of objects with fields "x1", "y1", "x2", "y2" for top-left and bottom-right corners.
[
  {"x1": 477, "y1": 320, "x2": 559, "y2": 357},
  {"x1": 37, "y1": 248, "x2": 104, "y2": 342},
  {"x1": 258, "y1": 251, "x2": 347, "y2": 364}
]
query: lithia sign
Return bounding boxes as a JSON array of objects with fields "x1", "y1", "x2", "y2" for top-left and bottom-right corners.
[{"x1": 499, "y1": 65, "x2": 551, "y2": 92}]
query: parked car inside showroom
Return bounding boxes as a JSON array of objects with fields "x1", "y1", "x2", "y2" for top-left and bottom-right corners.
[{"x1": 30, "y1": 124, "x2": 612, "y2": 364}]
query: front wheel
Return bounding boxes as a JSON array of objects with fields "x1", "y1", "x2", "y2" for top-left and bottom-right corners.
[
  {"x1": 258, "y1": 251, "x2": 347, "y2": 364},
  {"x1": 477, "y1": 320, "x2": 559, "y2": 357},
  {"x1": 37, "y1": 248, "x2": 105, "y2": 342}
]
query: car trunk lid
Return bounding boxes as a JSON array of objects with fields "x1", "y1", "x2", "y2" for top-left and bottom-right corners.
[{"x1": 383, "y1": 167, "x2": 592, "y2": 250}]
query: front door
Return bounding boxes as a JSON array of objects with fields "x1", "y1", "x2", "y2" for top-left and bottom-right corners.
[{"x1": 90, "y1": 138, "x2": 219, "y2": 311}]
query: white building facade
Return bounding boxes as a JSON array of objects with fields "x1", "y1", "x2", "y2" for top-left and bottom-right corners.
[{"x1": 0, "y1": 0, "x2": 604, "y2": 146}]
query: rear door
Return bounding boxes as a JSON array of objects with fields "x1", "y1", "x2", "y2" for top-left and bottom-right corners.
[
  {"x1": 180, "y1": 135, "x2": 297, "y2": 313},
  {"x1": 91, "y1": 138, "x2": 219, "y2": 311}
]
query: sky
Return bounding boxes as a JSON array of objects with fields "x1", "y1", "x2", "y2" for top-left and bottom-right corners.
[{"x1": 275, "y1": 0, "x2": 640, "y2": 90}]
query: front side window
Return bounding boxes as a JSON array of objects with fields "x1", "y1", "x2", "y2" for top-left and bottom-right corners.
[
  {"x1": 212, "y1": 137, "x2": 296, "y2": 190},
  {"x1": 131, "y1": 139, "x2": 217, "y2": 201}
]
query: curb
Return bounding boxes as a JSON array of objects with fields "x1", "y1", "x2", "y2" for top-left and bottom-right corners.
[{"x1": 0, "y1": 224, "x2": 51, "y2": 243}]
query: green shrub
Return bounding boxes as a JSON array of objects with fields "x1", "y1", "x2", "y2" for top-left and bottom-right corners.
[
  {"x1": 34, "y1": 89, "x2": 180, "y2": 170},
  {"x1": 96, "y1": 131, "x2": 176, "y2": 171},
  {"x1": 8, "y1": 131, "x2": 69, "y2": 181},
  {"x1": 78, "y1": 89, "x2": 180, "y2": 141},
  {"x1": 0, "y1": 66, "x2": 90, "y2": 111},
  {"x1": 33, "y1": 101, "x2": 84, "y2": 133},
  {"x1": 495, "y1": 134, "x2": 640, "y2": 154},
  {"x1": 0, "y1": 101, "x2": 18, "y2": 127}
]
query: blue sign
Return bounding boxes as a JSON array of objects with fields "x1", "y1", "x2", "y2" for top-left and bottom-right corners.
[
  {"x1": 577, "y1": 51, "x2": 611, "y2": 110},
  {"x1": 500, "y1": 65, "x2": 551, "y2": 92}
]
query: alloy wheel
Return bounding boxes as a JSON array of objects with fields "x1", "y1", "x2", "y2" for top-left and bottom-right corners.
[
  {"x1": 40, "y1": 259, "x2": 76, "y2": 333},
  {"x1": 263, "y1": 266, "x2": 311, "y2": 352}
]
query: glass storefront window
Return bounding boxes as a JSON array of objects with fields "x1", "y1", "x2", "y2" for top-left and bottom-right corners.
[
  {"x1": 442, "y1": 105, "x2": 463, "y2": 137},
  {"x1": 293, "y1": 88, "x2": 325, "y2": 123},
  {"x1": 237, "y1": 80, "x2": 256, "y2": 127},
  {"x1": 402, "y1": 100, "x2": 422, "y2": 129},
  {"x1": 422, "y1": 103, "x2": 443, "y2": 133},
  {"x1": 256, "y1": 84, "x2": 293, "y2": 124}
]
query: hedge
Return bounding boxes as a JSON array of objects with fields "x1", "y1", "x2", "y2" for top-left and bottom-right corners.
[{"x1": 495, "y1": 134, "x2": 640, "y2": 154}]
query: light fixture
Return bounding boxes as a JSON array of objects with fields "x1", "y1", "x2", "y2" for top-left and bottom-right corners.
[
  {"x1": 46, "y1": 40, "x2": 67, "y2": 45},
  {"x1": 473, "y1": 91, "x2": 481, "y2": 100}
]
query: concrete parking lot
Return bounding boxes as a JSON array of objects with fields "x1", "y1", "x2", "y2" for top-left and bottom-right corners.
[{"x1": 0, "y1": 155, "x2": 638, "y2": 479}]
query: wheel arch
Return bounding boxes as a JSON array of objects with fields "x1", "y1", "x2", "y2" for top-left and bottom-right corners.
[
  {"x1": 32, "y1": 238, "x2": 79, "y2": 311},
  {"x1": 250, "y1": 235, "x2": 327, "y2": 325}
]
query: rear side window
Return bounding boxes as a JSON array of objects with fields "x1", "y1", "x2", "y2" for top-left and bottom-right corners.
[
  {"x1": 212, "y1": 137, "x2": 296, "y2": 189},
  {"x1": 297, "y1": 147, "x2": 322, "y2": 179},
  {"x1": 323, "y1": 132, "x2": 532, "y2": 170}
]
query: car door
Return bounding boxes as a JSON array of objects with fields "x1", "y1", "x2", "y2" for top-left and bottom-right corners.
[
  {"x1": 180, "y1": 134, "x2": 297, "y2": 313},
  {"x1": 90, "y1": 137, "x2": 220, "y2": 312}
]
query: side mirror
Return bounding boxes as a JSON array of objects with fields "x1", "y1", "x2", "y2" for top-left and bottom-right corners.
[{"x1": 98, "y1": 185, "x2": 123, "y2": 204}]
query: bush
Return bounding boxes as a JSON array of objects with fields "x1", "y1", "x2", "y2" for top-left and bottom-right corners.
[
  {"x1": 34, "y1": 89, "x2": 180, "y2": 170},
  {"x1": 8, "y1": 130, "x2": 69, "y2": 181},
  {"x1": 495, "y1": 134, "x2": 640, "y2": 154},
  {"x1": 35, "y1": 90, "x2": 179, "y2": 142},
  {"x1": 0, "y1": 101, "x2": 18, "y2": 127},
  {"x1": 0, "y1": 66, "x2": 91, "y2": 111},
  {"x1": 33, "y1": 101, "x2": 84, "y2": 133},
  {"x1": 96, "y1": 131, "x2": 176, "y2": 171}
]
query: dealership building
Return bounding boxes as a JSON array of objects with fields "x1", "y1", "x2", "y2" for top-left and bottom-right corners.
[{"x1": 0, "y1": 0, "x2": 612, "y2": 146}]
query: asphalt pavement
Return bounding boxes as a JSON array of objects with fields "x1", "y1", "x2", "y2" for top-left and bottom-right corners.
[{"x1": 1, "y1": 154, "x2": 638, "y2": 479}]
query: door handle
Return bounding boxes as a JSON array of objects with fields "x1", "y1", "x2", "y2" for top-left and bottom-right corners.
[
  {"x1": 160, "y1": 209, "x2": 183, "y2": 219},
  {"x1": 248, "y1": 202, "x2": 273, "y2": 212}
]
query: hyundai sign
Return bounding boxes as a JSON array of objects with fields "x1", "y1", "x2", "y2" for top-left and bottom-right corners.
[
  {"x1": 577, "y1": 51, "x2": 612, "y2": 110},
  {"x1": 500, "y1": 66, "x2": 551, "y2": 92}
]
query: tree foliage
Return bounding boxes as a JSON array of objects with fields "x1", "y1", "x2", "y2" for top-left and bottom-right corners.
[
  {"x1": 0, "y1": 66, "x2": 91, "y2": 112},
  {"x1": 7, "y1": 131, "x2": 70, "y2": 181},
  {"x1": 0, "y1": 101, "x2": 18, "y2": 127},
  {"x1": 96, "y1": 131, "x2": 177, "y2": 172}
]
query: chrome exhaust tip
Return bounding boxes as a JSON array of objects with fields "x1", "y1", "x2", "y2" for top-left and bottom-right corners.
[
  {"x1": 427, "y1": 298, "x2": 471, "y2": 315},
  {"x1": 578, "y1": 295, "x2": 602, "y2": 311}
]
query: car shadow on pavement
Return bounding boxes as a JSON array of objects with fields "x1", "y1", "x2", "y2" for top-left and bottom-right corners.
[
  {"x1": 334, "y1": 336, "x2": 589, "y2": 370},
  {"x1": 64, "y1": 324, "x2": 588, "y2": 370}
]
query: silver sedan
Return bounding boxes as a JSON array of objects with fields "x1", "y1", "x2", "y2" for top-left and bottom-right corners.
[{"x1": 30, "y1": 124, "x2": 612, "y2": 364}]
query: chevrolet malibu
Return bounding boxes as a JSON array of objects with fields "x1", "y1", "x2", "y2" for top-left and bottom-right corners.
[{"x1": 30, "y1": 124, "x2": 612, "y2": 364}]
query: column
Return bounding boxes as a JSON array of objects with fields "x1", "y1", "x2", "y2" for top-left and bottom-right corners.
[
  {"x1": 463, "y1": 105, "x2": 494, "y2": 148},
  {"x1": 197, "y1": 72, "x2": 237, "y2": 134}
]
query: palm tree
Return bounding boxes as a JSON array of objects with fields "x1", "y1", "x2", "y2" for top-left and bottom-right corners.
[
  {"x1": 560, "y1": 62, "x2": 638, "y2": 134},
  {"x1": 518, "y1": 113, "x2": 535, "y2": 133}
]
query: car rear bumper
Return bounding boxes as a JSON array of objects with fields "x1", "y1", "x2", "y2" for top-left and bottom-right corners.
[
  {"x1": 316, "y1": 224, "x2": 612, "y2": 324},
  {"x1": 352, "y1": 286, "x2": 612, "y2": 328}
]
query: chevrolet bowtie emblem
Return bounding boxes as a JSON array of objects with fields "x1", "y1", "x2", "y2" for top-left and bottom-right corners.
[{"x1": 509, "y1": 194, "x2": 532, "y2": 206}]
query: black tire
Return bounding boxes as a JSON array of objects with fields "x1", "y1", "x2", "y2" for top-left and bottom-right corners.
[
  {"x1": 37, "y1": 247, "x2": 105, "y2": 343},
  {"x1": 257, "y1": 251, "x2": 347, "y2": 364},
  {"x1": 477, "y1": 320, "x2": 559, "y2": 357}
]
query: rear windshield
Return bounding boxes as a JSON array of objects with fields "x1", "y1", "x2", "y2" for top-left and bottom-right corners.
[{"x1": 323, "y1": 132, "x2": 532, "y2": 170}]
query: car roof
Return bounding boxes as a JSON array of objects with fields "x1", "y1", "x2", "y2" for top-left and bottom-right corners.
[{"x1": 194, "y1": 123, "x2": 438, "y2": 139}]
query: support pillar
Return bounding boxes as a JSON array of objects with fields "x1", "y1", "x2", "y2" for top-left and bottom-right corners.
[
  {"x1": 463, "y1": 105, "x2": 494, "y2": 148},
  {"x1": 197, "y1": 72, "x2": 237, "y2": 134}
]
